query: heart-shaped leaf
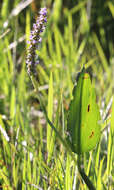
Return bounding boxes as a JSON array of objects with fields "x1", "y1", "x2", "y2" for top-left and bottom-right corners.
[{"x1": 67, "y1": 68, "x2": 101, "y2": 154}]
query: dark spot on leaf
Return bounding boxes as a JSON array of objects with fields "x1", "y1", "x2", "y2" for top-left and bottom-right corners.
[
  {"x1": 87, "y1": 104, "x2": 90, "y2": 112},
  {"x1": 89, "y1": 131, "x2": 94, "y2": 138}
]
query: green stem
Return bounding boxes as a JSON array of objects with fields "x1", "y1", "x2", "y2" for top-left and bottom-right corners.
[{"x1": 78, "y1": 155, "x2": 96, "y2": 190}]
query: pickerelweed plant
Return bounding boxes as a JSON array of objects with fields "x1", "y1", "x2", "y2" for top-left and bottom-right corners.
[{"x1": 26, "y1": 7, "x2": 101, "y2": 190}]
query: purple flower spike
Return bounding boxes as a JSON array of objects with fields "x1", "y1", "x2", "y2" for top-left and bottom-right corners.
[
  {"x1": 33, "y1": 23, "x2": 36, "y2": 28},
  {"x1": 44, "y1": 18, "x2": 47, "y2": 23},
  {"x1": 39, "y1": 37, "x2": 42, "y2": 43},
  {"x1": 32, "y1": 40, "x2": 37, "y2": 44},
  {"x1": 35, "y1": 60, "x2": 39, "y2": 65},
  {"x1": 27, "y1": 40, "x2": 30, "y2": 44},
  {"x1": 26, "y1": 7, "x2": 47, "y2": 77},
  {"x1": 40, "y1": 7, "x2": 47, "y2": 16}
]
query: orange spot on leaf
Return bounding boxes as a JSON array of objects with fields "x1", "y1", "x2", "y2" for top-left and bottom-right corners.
[
  {"x1": 89, "y1": 131, "x2": 94, "y2": 138},
  {"x1": 83, "y1": 73, "x2": 89, "y2": 79}
]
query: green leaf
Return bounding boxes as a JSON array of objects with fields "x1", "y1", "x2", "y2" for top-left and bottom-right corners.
[{"x1": 67, "y1": 68, "x2": 101, "y2": 154}]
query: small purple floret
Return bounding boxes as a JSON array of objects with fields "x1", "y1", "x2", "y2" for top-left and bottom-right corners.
[
  {"x1": 40, "y1": 7, "x2": 47, "y2": 16},
  {"x1": 39, "y1": 37, "x2": 42, "y2": 43}
]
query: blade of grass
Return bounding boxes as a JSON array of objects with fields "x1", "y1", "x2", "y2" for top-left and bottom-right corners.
[
  {"x1": 4, "y1": 38, "x2": 14, "y2": 78},
  {"x1": 1, "y1": 0, "x2": 9, "y2": 20},
  {"x1": 65, "y1": 153, "x2": 71, "y2": 190},
  {"x1": 96, "y1": 157, "x2": 105, "y2": 190},
  {"x1": 92, "y1": 32, "x2": 110, "y2": 75},
  {"x1": 107, "y1": 2, "x2": 114, "y2": 18},
  {"x1": 26, "y1": 10, "x2": 31, "y2": 50},
  {"x1": 106, "y1": 96, "x2": 114, "y2": 187},
  {"x1": 27, "y1": 152, "x2": 32, "y2": 190},
  {"x1": 70, "y1": 1, "x2": 87, "y2": 15},
  {"x1": 22, "y1": 153, "x2": 26, "y2": 190},
  {"x1": 47, "y1": 72, "x2": 53, "y2": 162}
]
